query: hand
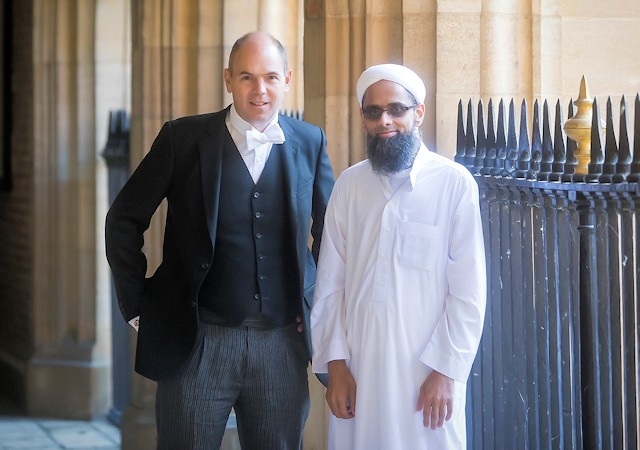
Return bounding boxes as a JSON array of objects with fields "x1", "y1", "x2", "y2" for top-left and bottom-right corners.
[
  {"x1": 417, "y1": 370, "x2": 454, "y2": 429},
  {"x1": 296, "y1": 315, "x2": 304, "y2": 333},
  {"x1": 326, "y1": 360, "x2": 357, "y2": 419}
]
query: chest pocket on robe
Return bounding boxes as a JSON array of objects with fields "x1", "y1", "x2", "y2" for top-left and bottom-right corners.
[{"x1": 396, "y1": 221, "x2": 441, "y2": 271}]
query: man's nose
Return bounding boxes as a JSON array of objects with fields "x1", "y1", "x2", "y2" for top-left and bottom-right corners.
[
  {"x1": 378, "y1": 110, "x2": 394, "y2": 124},
  {"x1": 254, "y1": 79, "x2": 267, "y2": 93}
]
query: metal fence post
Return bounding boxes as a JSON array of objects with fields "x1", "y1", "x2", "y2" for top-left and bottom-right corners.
[{"x1": 101, "y1": 109, "x2": 131, "y2": 426}]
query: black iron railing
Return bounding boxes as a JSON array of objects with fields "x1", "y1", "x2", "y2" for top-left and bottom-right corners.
[{"x1": 457, "y1": 93, "x2": 640, "y2": 449}]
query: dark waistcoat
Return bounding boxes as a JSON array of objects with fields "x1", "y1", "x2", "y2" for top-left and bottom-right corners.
[{"x1": 198, "y1": 136, "x2": 299, "y2": 327}]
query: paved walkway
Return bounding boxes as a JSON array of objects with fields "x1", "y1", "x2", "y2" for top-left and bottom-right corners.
[
  {"x1": 0, "y1": 397, "x2": 240, "y2": 449},
  {"x1": 0, "y1": 415, "x2": 120, "y2": 449},
  {"x1": 0, "y1": 412, "x2": 246, "y2": 449}
]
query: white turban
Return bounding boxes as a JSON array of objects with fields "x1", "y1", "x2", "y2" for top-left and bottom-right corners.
[{"x1": 356, "y1": 63, "x2": 426, "y2": 107}]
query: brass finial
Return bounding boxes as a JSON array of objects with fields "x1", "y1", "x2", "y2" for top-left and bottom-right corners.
[{"x1": 563, "y1": 76, "x2": 602, "y2": 174}]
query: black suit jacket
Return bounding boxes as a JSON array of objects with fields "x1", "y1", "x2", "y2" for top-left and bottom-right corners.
[{"x1": 105, "y1": 107, "x2": 334, "y2": 381}]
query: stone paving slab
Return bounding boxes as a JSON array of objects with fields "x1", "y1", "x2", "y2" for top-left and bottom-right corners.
[
  {"x1": 0, "y1": 417, "x2": 120, "y2": 450},
  {"x1": 0, "y1": 414, "x2": 245, "y2": 449}
]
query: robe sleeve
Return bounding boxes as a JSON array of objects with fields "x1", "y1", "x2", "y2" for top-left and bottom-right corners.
[
  {"x1": 419, "y1": 173, "x2": 487, "y2": 383},
  {"x1": 311, "y1": 178, "x2": 351, "y2": 374}
]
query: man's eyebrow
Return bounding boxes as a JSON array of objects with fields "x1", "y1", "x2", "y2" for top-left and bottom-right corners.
[
  {"x1": 237, "y1": 71, "x2": 281, "y2": 77},
  {"x1": 363, "y1": 102, "x2": 406, "y2": 108}
]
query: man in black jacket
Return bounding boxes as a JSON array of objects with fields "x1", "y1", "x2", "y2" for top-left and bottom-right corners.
[{"x1": 105, "y1": 31, "x2": 334, "y2": 449}]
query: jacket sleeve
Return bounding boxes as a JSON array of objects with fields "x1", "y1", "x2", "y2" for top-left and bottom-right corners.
[{"x1": 105, "y1": 121, "x2": 175, "y2": 322}]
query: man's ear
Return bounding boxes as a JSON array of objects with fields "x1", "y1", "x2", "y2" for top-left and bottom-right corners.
[
  {"x1": 284, "y1": 68, "x2": 293, "y2": 92},
  {"x1": 223, "y1": 68, "x2": 232, "y2": 93},
  {"x1": 414, "y1": 103, "x2": 426, "y2": 126}
]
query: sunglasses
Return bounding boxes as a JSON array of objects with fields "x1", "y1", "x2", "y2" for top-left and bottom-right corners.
[{"x1": 361, "y1": 103, "x2": 417, "y2": 121}]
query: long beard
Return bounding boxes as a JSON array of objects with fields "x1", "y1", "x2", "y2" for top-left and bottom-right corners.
[{"x1": 366, "y1": 126, "x2": 422, "y2": 175}]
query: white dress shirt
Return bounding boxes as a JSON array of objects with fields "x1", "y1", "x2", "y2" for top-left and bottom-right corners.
[{"x1": 225, "y1": 105, "x2": 284, "y2": 184}]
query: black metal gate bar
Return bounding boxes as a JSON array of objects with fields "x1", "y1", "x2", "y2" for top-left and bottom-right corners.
[
  {"x1": 101, "y1": 109, "x2": 132, "y2": 427},
  {"x1": 456, "y1": 93, "x2": 640, "y2": 449}
]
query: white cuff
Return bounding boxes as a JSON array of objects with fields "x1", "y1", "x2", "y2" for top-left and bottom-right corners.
[{"x1": 128, "y1": 316, "x2": 140, "y2": 332}]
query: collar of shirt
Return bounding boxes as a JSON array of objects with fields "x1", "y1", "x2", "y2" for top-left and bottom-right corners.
[
  {"x1": 379, "y1": 143, "x2": 429, "y2": 193},
  {"x1": 408, "y1": 143, "x2": 430, "y2": 190},
  {"x1": 225, "y1": 104, "x2": 283, "y2": 156}
]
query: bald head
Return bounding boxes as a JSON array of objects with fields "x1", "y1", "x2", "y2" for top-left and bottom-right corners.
[
  {"x1": 223, "y1": 31, "x2": 292, "y2": 131},
  {"x1": 228, "y1": 31, "x2": 288, "y2": 75}
]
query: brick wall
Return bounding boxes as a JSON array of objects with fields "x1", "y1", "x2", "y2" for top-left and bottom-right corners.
[{"x1": 0, "y1": 0, "x2": 34, "y2": 409}]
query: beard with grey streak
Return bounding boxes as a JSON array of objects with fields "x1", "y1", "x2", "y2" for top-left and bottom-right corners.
[{"x1": 366, "y1": 126, "x2": 422, "y2": 175}]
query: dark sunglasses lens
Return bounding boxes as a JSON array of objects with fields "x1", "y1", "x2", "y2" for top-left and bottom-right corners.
[
  {"x1": 388, "y1": 105, "x2": 409, "y2": 117},
  {"x1": 363, "y1": 104, "x2": 413, "y2": 120},
  {"x1": 363, "y1": 107, "x2": 383, "y2": 120}
]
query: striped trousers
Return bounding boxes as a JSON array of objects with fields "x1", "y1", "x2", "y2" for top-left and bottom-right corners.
[{"x1": 155, "y1": 322, "x2": 310, "y2": 449}]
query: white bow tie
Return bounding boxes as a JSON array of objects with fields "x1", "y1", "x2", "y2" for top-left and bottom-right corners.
[{"x1": 246, "y1": 123, "x2": 285, "y2": 150}]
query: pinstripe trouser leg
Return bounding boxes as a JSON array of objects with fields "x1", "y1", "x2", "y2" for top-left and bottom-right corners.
[{"x1": 155, "y1": 322, "x2": 310, "y2": 450}]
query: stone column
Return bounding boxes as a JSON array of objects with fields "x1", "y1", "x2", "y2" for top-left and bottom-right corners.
[
  {"x1": 480, "y1": 0, "x2": 521, "y2": 98},
  {"x1": 403, "y1": 0, "x2": 437, "y2": 153},
  {"x1": 305, "y1": 0, "x2": 361, "y2": 174},
  {"x1": 532, "y1": 0, "x2": 563, "y2": 98},
  {"x1": 28, "y1": 0, "x2": 112, "y2": 419},
  {"x1": 436, "y1": 1, "x2": 482, "y2": 159}
]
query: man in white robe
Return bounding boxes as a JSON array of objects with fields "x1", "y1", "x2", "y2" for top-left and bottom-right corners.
[{"x1": 311, "y1": 64, "x2": 487, "y2": 450}]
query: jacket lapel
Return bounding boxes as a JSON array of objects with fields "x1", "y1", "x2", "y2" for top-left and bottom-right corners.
[
  {"x1": 277, "y1": 117, "x2": 299, "y2": 236},
  {"x1": 277, "y1": 117, "x2": 306, "y2": 296}
]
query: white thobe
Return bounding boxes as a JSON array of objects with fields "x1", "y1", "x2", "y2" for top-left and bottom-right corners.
[{"x1": 311, "y1": 144, "x2": 486, "y2": 450}]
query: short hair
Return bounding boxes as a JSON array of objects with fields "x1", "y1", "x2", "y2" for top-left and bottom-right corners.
[{"x1": 228, "y1": 32, "x2": 288, "y2": 74}]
